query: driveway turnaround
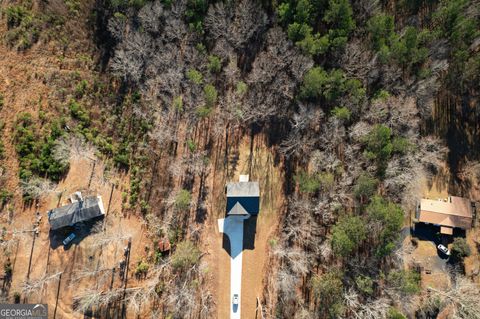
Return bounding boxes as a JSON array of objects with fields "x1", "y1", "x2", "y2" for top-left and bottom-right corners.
[{"x1": 218, "y1": 215, "x2": 250, "y2": 319}]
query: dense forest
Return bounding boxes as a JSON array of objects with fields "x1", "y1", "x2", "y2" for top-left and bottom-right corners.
[{"x1": 0, "y1": 0, "x2": 479, "y2": 318}]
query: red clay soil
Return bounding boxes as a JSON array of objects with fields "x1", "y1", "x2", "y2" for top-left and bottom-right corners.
[
  {"x1": 3, "y1": 157, "x2": 150, "y2": 318},
  {"x1": 203, "y1": 134, "x2": 284, "y2": 319}
]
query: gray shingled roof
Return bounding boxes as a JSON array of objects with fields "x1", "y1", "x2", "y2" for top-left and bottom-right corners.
[
  {"x1": 48, "y1": 196, "x2": 105, "y2": 230},
  {"x1": 226, "y1": 182, "x2": 260, "y2": 197}
]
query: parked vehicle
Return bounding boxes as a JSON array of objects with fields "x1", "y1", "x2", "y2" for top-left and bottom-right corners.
[
  {"x1": 63, "y1": 233, "x2": 76, "y2": 246},
  {"x1": 437, "y1": 244, "x2": 450, "y2": 256},
  {"x1": 232, "y1": 294, "x2": 239, "y2": 306}
]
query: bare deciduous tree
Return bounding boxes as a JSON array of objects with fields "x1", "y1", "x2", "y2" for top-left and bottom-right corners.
[
  {"x1": 21, "y1": 272, "x2": 62, "y2": 298},
  {"x1": 111, "y1": 32, "x2": 152, "y2": 83},
  {"x1": 138, "y1": 1, "x2": 164, "y2": 34},
  {"x1": 53, "y1": 135, "x2": 96, "y2": 163},
  {"x1": 20, "y1": 177, "x2": 56, "y2": 200},
  {"x1": 90, "y1": 230, "x2": 130, "y2": 248},
  {"x1": 427, "y1": 277, "x2": 480, "y2": 319},
  {"x1": 343, "y1": 289, "x2": 393, "y2": 319}
]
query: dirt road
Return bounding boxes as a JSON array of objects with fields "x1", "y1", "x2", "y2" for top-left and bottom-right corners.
[{"x1": 208, "y1": 134, "x2": 284, "y2": 319}]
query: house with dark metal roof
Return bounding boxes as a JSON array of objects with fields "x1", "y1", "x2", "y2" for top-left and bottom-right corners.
[
  {"x1": 48, "y1": 195, "x2": 106, "y2": 231},
  {"x1": 226, "y1": 175, "x2": 260, "y2": 216}
]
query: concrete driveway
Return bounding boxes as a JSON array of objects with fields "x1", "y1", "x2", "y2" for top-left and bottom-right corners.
[{"x1": 218, "y1": 215, "x2": 250, "y2": 319}]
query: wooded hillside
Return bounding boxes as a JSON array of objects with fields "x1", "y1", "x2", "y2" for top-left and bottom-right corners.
[{"x1": 0, "y1": 0, "x2": 479, "y2": 318}]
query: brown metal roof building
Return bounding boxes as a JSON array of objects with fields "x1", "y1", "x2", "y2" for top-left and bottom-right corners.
[{"x1": 415, "y1": 196, "x2": 474, "y2": 234}]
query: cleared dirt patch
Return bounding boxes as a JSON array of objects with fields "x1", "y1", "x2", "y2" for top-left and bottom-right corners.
[
  {"x1": 1, "y1": 156, "x2": 149, "y2": 318},
  {"x1": 205, "y1": 133, "x2": 283, "y2": 319}
]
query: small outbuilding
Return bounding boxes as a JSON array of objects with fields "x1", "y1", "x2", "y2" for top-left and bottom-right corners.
[
  {"x1": 157, "y1": 238, "x2": 171, "y2": 255},
  {"x1": 415, "y1": 196, "x2": 474, "y2": 235},
  {"x1": 226, "y1": 175, "x2": 259, "y2": 216},
  {"x1": 48, "y1": 195, "x2": 106, "y2": 231}
]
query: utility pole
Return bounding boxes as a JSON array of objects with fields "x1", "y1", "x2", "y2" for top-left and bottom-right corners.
[
  {"x1": 26, "y1": 229, "x2": 37, "y2": 280},
  {"x1": 87, "y1": 159, "x2": 97, "y2": 192},
  {"x1": 53, "y1": 273, "x2": 62, "y2": 319}
]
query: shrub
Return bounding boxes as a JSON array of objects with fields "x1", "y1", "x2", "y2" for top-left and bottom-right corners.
[
  {"x1": 451, "y1": 237, "x2": 471, "y2": 259},
  {"x1": 288, "y1": 22, "x2": 312, "y2": 42},
  {"x1": 110, "y1": 0, "x2": 146, "y2": 9},
  {"x1": 323, "y1": 0, "x2": 355, "y2": 41},
  {"x1": 3, "y1": 259, "x2": 12, "y2": 276},
  {"x1": 300, "y1": 67, "x2": 362, "y2": 103},
  {"x1": 64, "y1": 0, "x2": 81, "y2": 15},
  {"x1": 236, "y1": 81, "x2": 248, "y2": 96},
  {"x1": 367, "y1": 14, "x2": 429, "y2": 70},
  {"x1": 208, "y1": 55, "x2": 222, "y2": 73},
  {"x1": 185, "y1": 0, "x2": 208, "y2": 34},
  {"x1": 175, "y1": 189, "x2": 191, "y2": 211},
  {"x1": 355, "y1": 275, "x2": 373, "y2": 295},
  {"x1": 373, "y1": 89, "x2": 390, "y2": 101},
  {"x1": 279, "y1": 0, "x2": 354, "y2": 56},
  {"x1": 186, "y1": 139, "x2": 196, "y2": 152},
  {"x1": 367, "y1": 14, "x2": 395, "y2": 51},
  {"x1": 196, "y1": 105, "x2": 212, "y2": 118},
  {"x1": 331, "y1": 106, "x2": 351, "y2": 121},
  {"x1": 268, "y1": 238, "x2": 278, "y2": 248},
  {"x1": 135, "y1": 260, "x2": 149, "y2": 277},
  {"x1": 318, "y1": 172, "x2": 335, "y2": 191},
  {"x1": 277, "y1": 2, "x2": 293, "y2": 26},
  {"x1": 13, "y1": 292, "x2": 21, "y2": 303},
  {"x1": 75, "y1": 79, "x2": 88, "y2": 98},
  {"x1": 0, "y1": 189, "x2": 13, "y2": 207},
  {"x1": 129, "y1": 173, "x2": 141, "y2": 206},
  {"x1": 172, "y1": 96, "x2": 183, "y2": 112},
  {"x1": 68, "y1": 99, "x2": 90, "y2": 128},
  {"x1": 3, "y1": 5, "x2": 46, "y2": 50},
  {"x1": 4, "y1": 5, "x2": 30, "y2": 28},
  {"x1": 296, "y1": 31, "x2": 330, "y2": 56},
  {"x1": 204, "y1": 84, "x2": 217, "y2": 108},
  {"x1": 388, "y1": 308, "x2": 407, "y2": 319},
  {"x1": 390, "y1": 27, "x2": 429, "y2": 69},
  {"x1": 363, "y1": 125, "x2": 392, "y2": 161},
  {"x1": 14, "y1": 113, "x2": 68, "y2": 183},
  {"x1": 113, "y1": 142, "x2": 130, "y2": 169},
  {"x1": 392, "y1": 137, "x2": 412, "y2": 154},
  {"x1": 0, "y1": 140, "x2": 4, "y2": 160},
  {"x1": 311, "y1": 270, "x2": 344, "y2": 318},
  {"x1": 94, "y1": 135, "x2": 113, "y2": 155},
  {"x1": 186, "y1": 69, "x2": 203, "y2": 85},
  {"x1": 140, "y1": 200, "x2": 150, "y2": 216},
  {"x1": 171, "y1": 240, "x2": 201, "y2": 270},
  {"x1": 295, "y1": 170, "x2": 320, "y2": 193},
  {"x1": 300, "y1": 67, "x2": 330, "y2": 100},
  {"x1": 366, "y1": 196, "x2": 404, "y2": 256},
  {"x1": 433, "y1": 0, "x2": 477, "y2": 45},
  {"x1": 0, "y1": 94, "x2": 4, "y2": 109},
  {"x1": 331, "y1": 215, "x2": 367, "y2": 257},
  {"x1": 387, "y1": 269, "x2": 421, "y2": 295},
  {"x1": 353, "y1": 173, "x2": 378, "y2": 200}
]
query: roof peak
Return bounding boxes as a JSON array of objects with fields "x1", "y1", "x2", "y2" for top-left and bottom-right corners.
[{"x1": 227, "y1": 202, "x2": 249, "y2": 215}]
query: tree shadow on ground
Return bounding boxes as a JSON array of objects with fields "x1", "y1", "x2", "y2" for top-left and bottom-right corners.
[
  {"x1": 412, "y1": 223, "x2": 466, "y2": 260},
  {"x1": 242, "y1": 216, "x2": 257, "y2": 250},
  {"x1": 49, "y1": 217, "x2": 104, "y2": 250}
]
